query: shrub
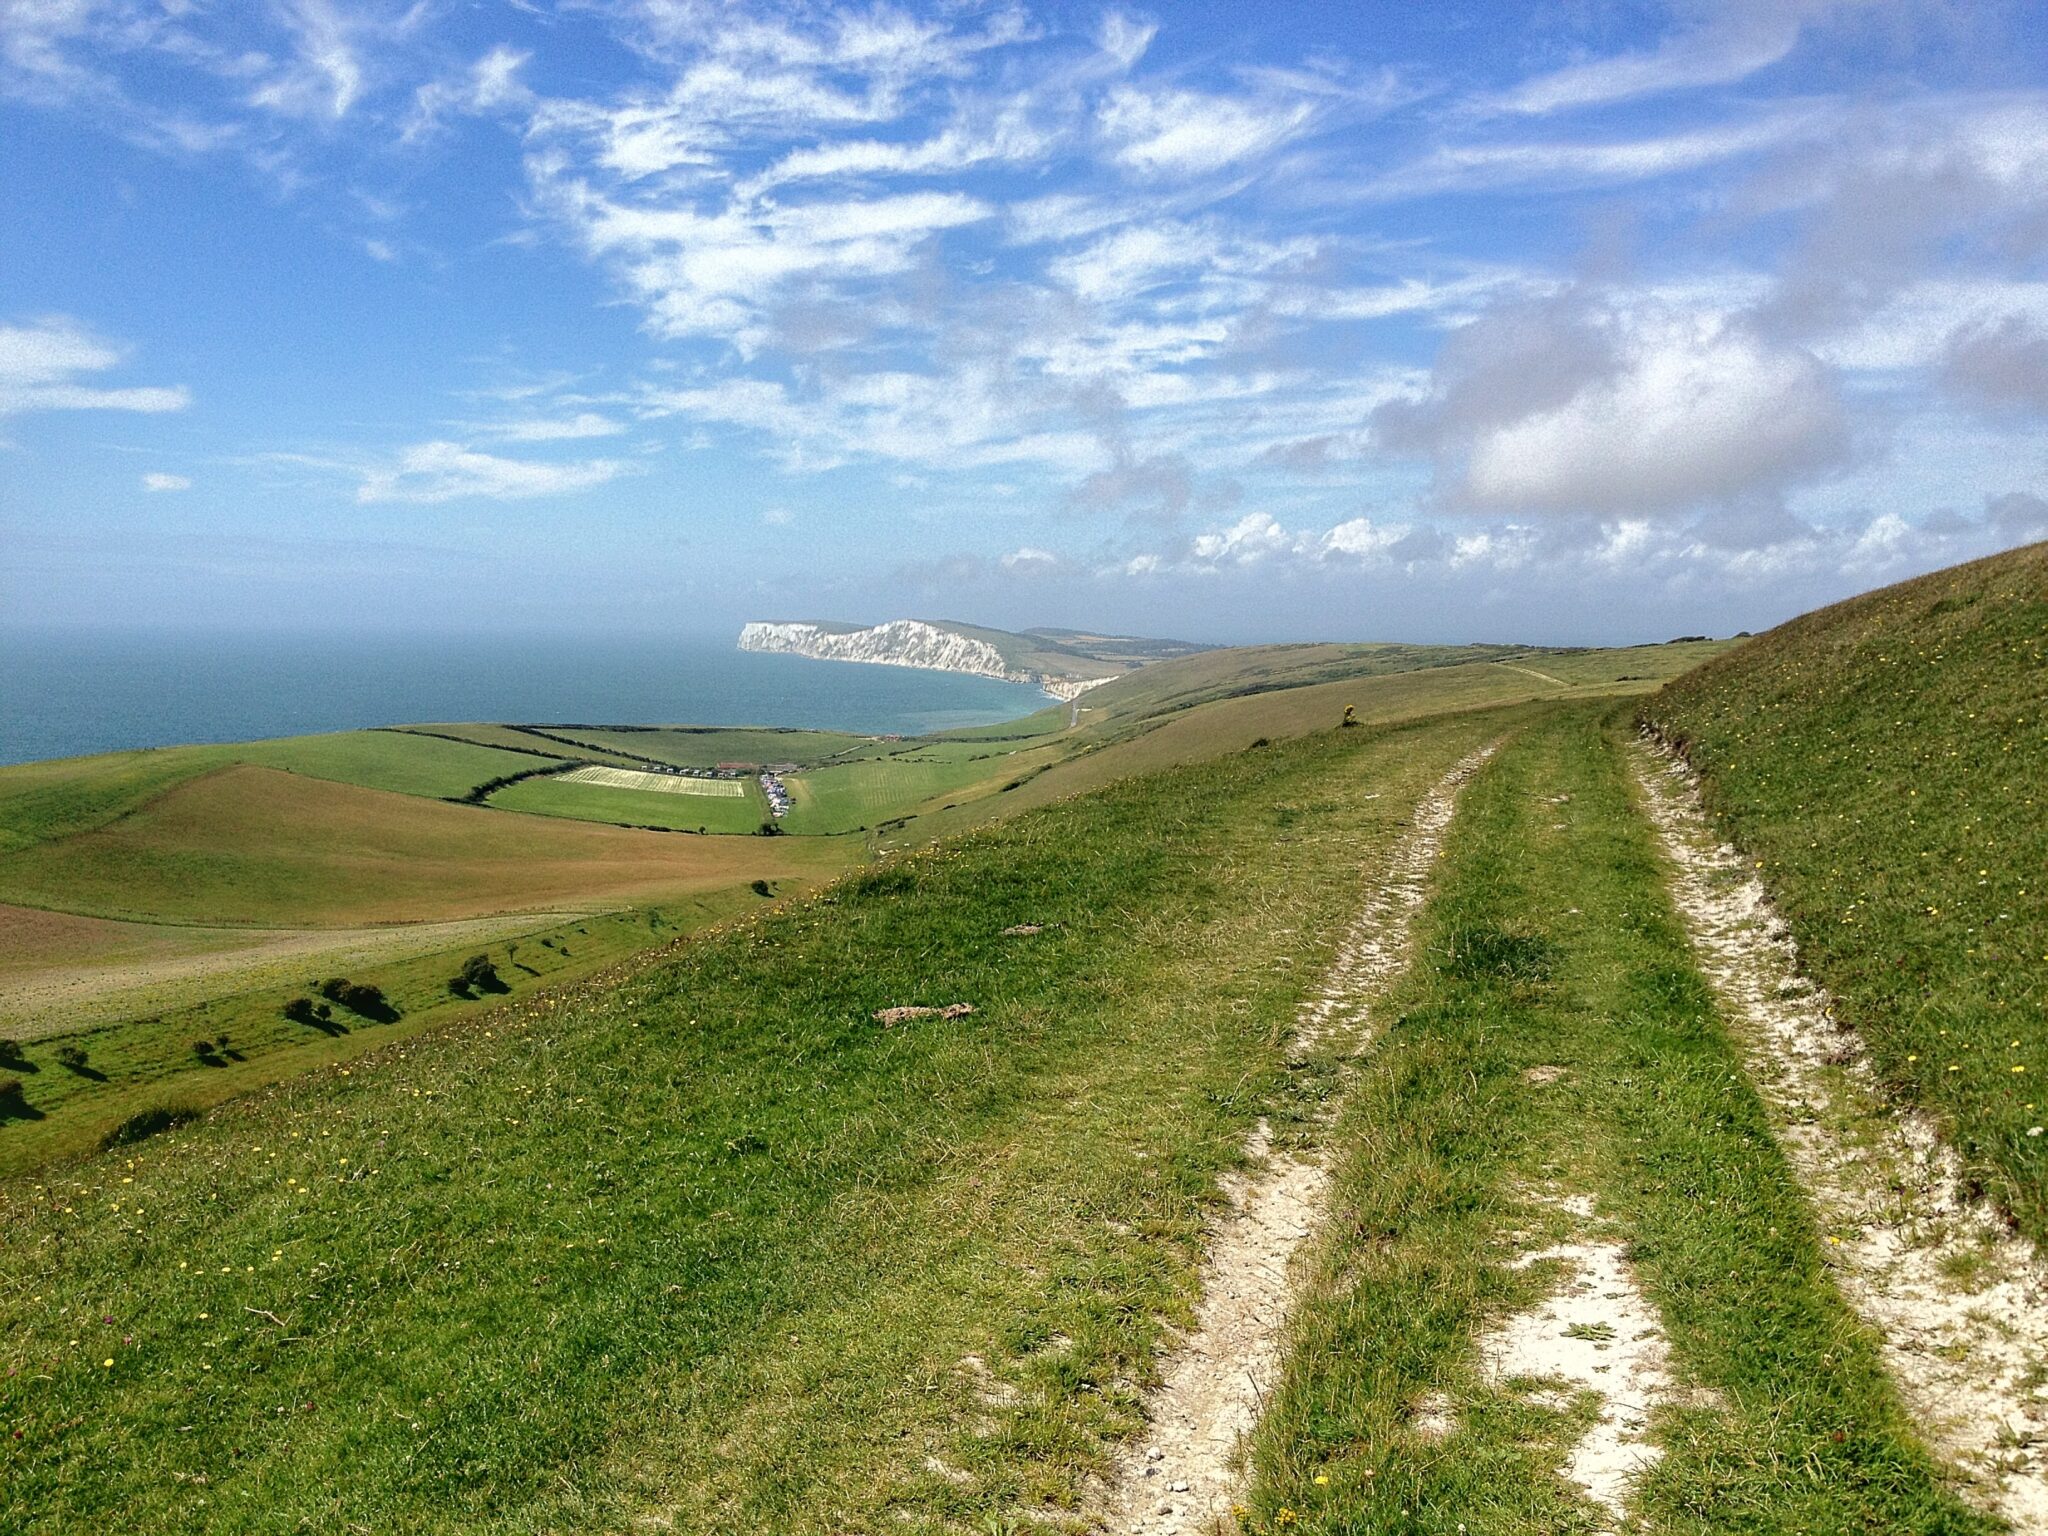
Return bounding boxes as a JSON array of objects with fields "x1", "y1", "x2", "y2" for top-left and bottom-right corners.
[
  {"x1": 458, "y1": 953, "x2": 501, "y2": 990},
  {"x1": 320, "y1": 979, "x2": 396, "y2": 1020},
  {"x1": 283, "y1": 997, "x2": 321, "y2": 1025},
  {"x1": 192, "y1": 1039, "x2": 218, "y2": 1061},
  {"x1": 101, "y1": 1103, "x2": 196, "y2": 1148},
  {"x1": 0, "y1": 1075, "x2": 23, "y2": 1104},
  {"x1": 0, "y1": 1037, "x2": 25, "y2": 1067},
  {"x1": 750, "y1": 879, "x2": 773, "y2": 897},
  {"x1": 54, "y1": 1044, "x2": 89, "y2": 1072},
  {"x1": 448, "y1": 977, "x2": 474, "y2": 998}
]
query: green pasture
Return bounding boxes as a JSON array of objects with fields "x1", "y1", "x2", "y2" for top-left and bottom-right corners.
[{"x1": 488, "y1": 775, "x2": 769, "y2": 834}]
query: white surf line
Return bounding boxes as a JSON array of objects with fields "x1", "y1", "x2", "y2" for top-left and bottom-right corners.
[
  {"x1": 1095, "y1": 742, "x2": 1500, "y2": 1535},
  {"x1": 1634, "y1": 740, "x2": 2048, "y2": 1531}
]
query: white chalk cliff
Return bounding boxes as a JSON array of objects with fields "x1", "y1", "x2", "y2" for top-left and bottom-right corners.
[{"x1": 737, "y1": 620, "x2": 1108, "y2": 701}]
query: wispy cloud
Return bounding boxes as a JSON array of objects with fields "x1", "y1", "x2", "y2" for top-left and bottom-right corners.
[
  {"x1": 141, "y1": 471, "x2": 191, "y2": 492},
  {"x1": 0, "y1": 317, "x2": 189, "y2": 415},
  {"x1": 355, "y1": 441, "x2": 630, "y2": 503}
]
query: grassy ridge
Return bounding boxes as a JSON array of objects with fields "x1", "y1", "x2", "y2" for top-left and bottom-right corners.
[
  {"x1": 1244, "y1": 707, "x2": 1988, "y2": 1534},
  {"x1": 1644, "y1": 542, "x2": 2047, "y2": 1240},
  {"x1": 0, "y1": 711, "x2": 1497, "y2": 1533}
]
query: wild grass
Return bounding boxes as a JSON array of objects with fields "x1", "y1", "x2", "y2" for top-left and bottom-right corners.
[
  {"x1": 1644, "y1": 541, "x2": 2047, "y2": 1240},
  {"x1": 0, "y1": 710, "x2": 1496, "y2": 1534},
  {"x1": 1242, "y1": 706, "x2": 1990, "y2": 1534}
]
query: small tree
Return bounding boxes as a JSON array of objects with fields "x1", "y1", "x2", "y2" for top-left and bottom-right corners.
[
  {"x1": 55, "y1": 1044, "x2": 89, "y2": 1073},
  {"x1": 1341, "y1": 704, "x2": 1359, "y2": 728},
  {"x1": 458, "y1": 953, "x2": 500, "y2": 991},
  {"x1": 283, "y1": 997, "x2": 320, "y2": 1026},
  {"x1": 750, "y1": 879, "x2": 773, "y2": 897},
  {"x1": 0, "y1": 1038, "x2": 24, "y2": 1067}
]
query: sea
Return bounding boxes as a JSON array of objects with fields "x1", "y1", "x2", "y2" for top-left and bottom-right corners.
[{"x1": 0, "y1": 630, "x2": 1053, "y2": 767}]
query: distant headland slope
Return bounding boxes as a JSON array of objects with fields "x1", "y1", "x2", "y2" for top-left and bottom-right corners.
[{"x1": 737, "y1": 618, "x2": 1209, "y2": 700}]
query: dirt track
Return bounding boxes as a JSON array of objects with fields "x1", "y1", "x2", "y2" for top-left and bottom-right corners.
[{"x1": 1095, "y1": 743, "x2": 1498, "y2": 1533}]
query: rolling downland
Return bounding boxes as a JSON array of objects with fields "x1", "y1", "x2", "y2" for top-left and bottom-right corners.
[{"x1": 0, "y1": 710, "x2": 1503, "y2": 1533}]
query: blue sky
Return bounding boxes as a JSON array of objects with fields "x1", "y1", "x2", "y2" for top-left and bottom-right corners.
[{"x1": 3, "y1": 0, "x2": 2046, "y2": 645}]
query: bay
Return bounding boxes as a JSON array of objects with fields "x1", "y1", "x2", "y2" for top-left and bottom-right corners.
[{"x1": 0, "y1": 630, "x2": 1052, "y2": 766}]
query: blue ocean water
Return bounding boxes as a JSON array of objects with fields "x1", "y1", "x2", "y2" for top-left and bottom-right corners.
[{"x1": 0, "y1": 630, "x2": 1052, "y2": 766}]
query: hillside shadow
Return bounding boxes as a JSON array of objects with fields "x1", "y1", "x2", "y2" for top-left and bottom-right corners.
[{"x1": 0, "y1": 1087, "x2": 46, "y2": 1123}]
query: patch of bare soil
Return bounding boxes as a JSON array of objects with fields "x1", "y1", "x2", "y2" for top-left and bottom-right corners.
[
  {"x1": 1635, "y1": 741, "x2": 2048, "y2": 1529},
  {"x1": 1481, "y1": 1193, "x2": 1688, "y2": 1518},
  {"x1": 1094, "y1": 744, "x2": 1498, "y2": 1535}
]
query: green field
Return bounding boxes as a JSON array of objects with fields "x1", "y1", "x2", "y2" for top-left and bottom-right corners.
[
  {"x1": 780, "y1": 740, "x2": 1065, "y2": 834},
  {"x1": 490, "y1": 774, "x2": 771, "y2": 834},
  {"x1": 1644, "y1": 542, "x2": 2048, "y2": 1239}
]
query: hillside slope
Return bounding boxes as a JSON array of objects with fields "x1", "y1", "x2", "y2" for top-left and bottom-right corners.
[{"x1": 1644, "y1": 540, "x2": 2047, "y2": 1238}]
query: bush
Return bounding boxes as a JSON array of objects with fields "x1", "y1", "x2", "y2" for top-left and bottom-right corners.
[
  {"x1": 283, "y1": 997, "x2": 320, "y2": 1025},
  {"x1": 458, "y1": 953, "x2": 501, "y2": 990},
  {"x1": 54, "y1": 1044, "x2": 89, "y2": 1073},
  {"x1": 448, "y1": 977, "x2": 474, "y2": 998},
  {"x1": 319, "y1": 979, "x2": 397, "y2": 1020},
  {"x1": 0, "y1": 1075, "x2": 23, "y2": 1103},
  {"x1": 101, "y1": 1103, "x2": 196, "y2": 1148},
  {"x1": 750, "y1": 879, "x2": 773, "y2": 898},
  {"x1": 192, "y1": 1039, "x2": 218, "y2": 1061}
]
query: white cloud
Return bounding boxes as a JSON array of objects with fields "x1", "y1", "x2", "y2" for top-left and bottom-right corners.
[
  {"x1": 1369, "y1": 110, "x2": 1825, "y2": 200},
  {"x1": 247, "y1": 0, "x2": 365, "y2": 120},
  {"x1": 1460, "y1": 318, "x2": 1848, "y2": 514},
  {"x1": 1489, "y1": 1, "x2": 1819, "y2": 116},
  {"x1": 1378, "y1": 297, "x2": 1852, "y2": 517},
  {"x1": 1095, "y1": 12, "x2": 1157, "y2": 73},
  {"x1": 0, "y1": 316, "x2": 189, "y2": 415},
  {"x1": 762, "y1": 505, "x2": 794, "y2": 526},
  {"x1": 485, "y1": 412, "x2": 626, "y2": 442},
  {"x1": 141, "y1": 471, "x2": 191, "y2": 492},
  {"x1": 1099, "y1": 83, "x2": 1315, "y2": 178},
  {"x1": 355, "y1": 441, "x2": 629, "y2": 503}
]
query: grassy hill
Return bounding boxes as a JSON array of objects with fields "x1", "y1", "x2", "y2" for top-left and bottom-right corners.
[
  {"x1": 1643, "y1": 541, "x2": 2048, "y2": 1239},
  {"x1": 6, "y1": 570, "x2": 2046, "y2": 1530}
]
